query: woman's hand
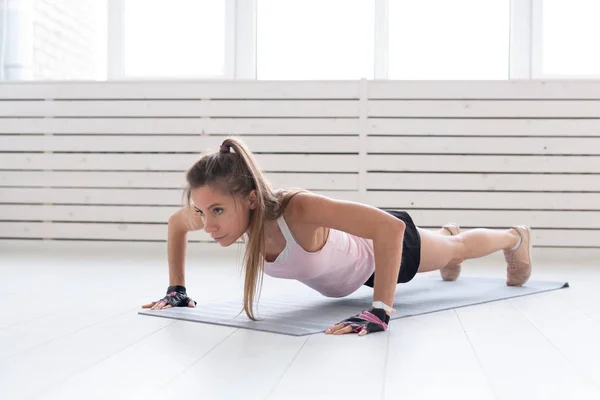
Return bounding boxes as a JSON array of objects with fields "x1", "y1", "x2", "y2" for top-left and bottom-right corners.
[
  {"x1": 325, "y1": 307, "x2": 390, "y2": 336},
  {"x1": 141, "y1": 285, "x2": 196, "y2": 310}
]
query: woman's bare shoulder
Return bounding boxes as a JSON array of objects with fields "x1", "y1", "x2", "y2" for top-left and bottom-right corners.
[{"x1": 174, "y1": 205, "x2": 204, "y2": 232}]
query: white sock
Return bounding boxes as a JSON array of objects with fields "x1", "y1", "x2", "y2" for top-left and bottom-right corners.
[{"x1": 510, "y1": 230, "x2": 522, "y2": 251}]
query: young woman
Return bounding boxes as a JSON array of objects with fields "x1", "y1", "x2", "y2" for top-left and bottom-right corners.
[{"x1": 142, "y1": 137, "x2": 532, "y2": 336}]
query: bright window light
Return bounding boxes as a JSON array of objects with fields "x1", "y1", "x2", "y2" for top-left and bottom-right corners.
[
  {"x1": 256, "y1": 0, "x2": 375, "y2": 80},
  {"x1": 388, "y1": 0, "x2": 510, "y2": 80},
  {"x1": 542, "y1": 0, "x2": 600, "y2": 76},
  {"x1": 123, "y1": 0, "x2": 225, "y2": 78}
]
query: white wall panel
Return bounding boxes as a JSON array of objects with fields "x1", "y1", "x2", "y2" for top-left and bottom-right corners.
[{"x1": 1, "y1": 80, "x2": 598, "y2": 248}]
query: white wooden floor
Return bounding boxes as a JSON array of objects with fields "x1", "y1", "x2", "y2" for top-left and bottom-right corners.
[{"x1": 1, "y1": 240, "x2": 599, "y2": 400}]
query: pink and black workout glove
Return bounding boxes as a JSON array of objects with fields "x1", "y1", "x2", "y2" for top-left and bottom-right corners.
[
  {"x1": 337, "y1": 307, "x2": 390, "y2": 334},
  {"x1": 161, "y1": 285, "x2": 196, "y2": 307}
]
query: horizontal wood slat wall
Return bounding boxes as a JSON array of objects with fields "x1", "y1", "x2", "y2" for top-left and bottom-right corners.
[{"x1": 1, "y1": 80, "x2": 599, "y2": 248}]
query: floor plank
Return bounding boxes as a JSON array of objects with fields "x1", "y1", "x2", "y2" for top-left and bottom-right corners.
[
  {"x1": 455, "y1": 300, "x2": 600, "y2": 400},
  {"x1": 0, "y1": 304, "x2": 134, "y2": 359},
  {"x1": 0, "y1": 311, "x2": 174, "y2": 399},
  {"x1": 38, "y1": 321, "x2": 236, "y2": 400},
  {"x1": 509, "y1": 291, "x2": 600, "y2": 390},
  {"x1": 383, "y1": 310, "x2": 496, "y2": 400},
  {"x1": 265, "y1": 330, "x2": 388, "y2": 400},
  {"x1": 150, "y1": 329, "x2": 308, "y2": 400},
  {"x1": 556, "y1": 284, "x2": 600, "y2": 322}
]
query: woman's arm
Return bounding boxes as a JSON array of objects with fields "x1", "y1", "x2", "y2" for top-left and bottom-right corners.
[
  {"x1": 290, "y1": 192, "x2": 405, "y2": 313},
  {"x1": 142, "y1": 206, "x2": 204, "y2": 310},
  {"x1": 167, "y1": 205, "x2": 205, "y2": 286}
]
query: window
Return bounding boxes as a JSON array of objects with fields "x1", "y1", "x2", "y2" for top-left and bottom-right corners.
[
  {"x1": 387, "y1": 0, "x2": 510, "y2": 80},
  {"x1": 32, "y1": 0, "x2": 107, "y2": 80},
  {"x1": 123, "y1": 0, "x2": 226, "y2": 78},
  {"x1": 256, "y1": 0, "x2": 374, "y2": 80},
  {"x1": 541, "y1": 0, "x2": 600, "y2": 77}
]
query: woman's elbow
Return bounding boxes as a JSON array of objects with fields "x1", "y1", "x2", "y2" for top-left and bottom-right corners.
[
  {"x1": 374, "y1": 218, "x2": 405, "y2": 242},
  {"x1": 392, "y1": 218, "x2": 406, "y2": 237}
]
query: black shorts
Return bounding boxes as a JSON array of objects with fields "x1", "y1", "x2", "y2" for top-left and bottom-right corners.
[{"x1": 363, "y1": 209, "x2": 422, "y2": 287}]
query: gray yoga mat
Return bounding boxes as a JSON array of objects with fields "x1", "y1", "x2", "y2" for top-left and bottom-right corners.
[{"x1": 139, "y1": 276, "x2": 569, "y2": 336}]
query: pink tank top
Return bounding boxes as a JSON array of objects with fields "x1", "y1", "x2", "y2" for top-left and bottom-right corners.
[{"x1": 257, "y1": 215, "x2": 376, "y2": 298}]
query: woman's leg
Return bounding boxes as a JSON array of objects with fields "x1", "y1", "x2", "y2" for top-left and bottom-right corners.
[{"x1": 417, "y1": 226, "x2": 521, "y2": 273}]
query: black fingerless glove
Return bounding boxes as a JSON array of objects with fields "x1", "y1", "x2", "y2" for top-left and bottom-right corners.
[
  {"x1": 161, "y1": 285, "x2": 196, "y2": 307},
  {"x1": 338, "y1": 307, "x2": 390, "y2": 334}
]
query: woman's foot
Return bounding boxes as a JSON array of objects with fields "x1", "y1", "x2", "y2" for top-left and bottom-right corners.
[
  {"x1": 440, "y1": 223, "x2": 461, "y2": 281},
  {"x1": 504, "y1": 226, "x2": 532, "y2": 286}
]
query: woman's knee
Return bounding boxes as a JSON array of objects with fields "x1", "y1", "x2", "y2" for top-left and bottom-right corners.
[{"x1": 418, "y1": 229, "x2": 463, "y2": 272}]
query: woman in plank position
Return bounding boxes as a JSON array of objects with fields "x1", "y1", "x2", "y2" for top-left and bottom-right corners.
[{"x1": 142, "y1": 137, "x2": 532, "y2": 336}]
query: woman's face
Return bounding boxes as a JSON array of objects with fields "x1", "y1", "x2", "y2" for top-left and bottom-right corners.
[{"x1": 190, "y1": 185, "x2": 256, "y2": 247}]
